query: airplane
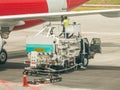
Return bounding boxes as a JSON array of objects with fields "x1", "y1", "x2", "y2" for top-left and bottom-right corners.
[{"x1": 0, "y1": 0, "x2": 120, "y2": 64}]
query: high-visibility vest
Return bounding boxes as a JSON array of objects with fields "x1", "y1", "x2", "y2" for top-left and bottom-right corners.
[{"x1": 63, "y1": 19, "x2": 69, "y2": 26}]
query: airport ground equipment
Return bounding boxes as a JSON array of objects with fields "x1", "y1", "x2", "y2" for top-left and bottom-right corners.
[
  {"x1": 24, "y1": 24, "x2": 101, "y2": 74},
  {"x1": 27, "y1": 73, "x2": 62, "y2": 84},
  {"x1": 0, "y1": 36, "x2": 7, "y2": 64}
]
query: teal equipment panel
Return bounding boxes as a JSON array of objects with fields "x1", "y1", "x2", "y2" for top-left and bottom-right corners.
[{"x1": 26, "y1": 44, "x2": 54, "y2": 53}]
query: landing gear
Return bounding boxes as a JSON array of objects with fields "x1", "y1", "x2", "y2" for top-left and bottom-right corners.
[
  {"x1": 0, "y1": 34, "x2": 8, "y2": 64},
  {"x1": 0, "y1": 49, "x2": 7, "y2": 64}
]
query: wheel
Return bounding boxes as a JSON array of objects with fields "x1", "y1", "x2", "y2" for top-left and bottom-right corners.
[
  {"x1": 83, "y1": 57, "x2": 89, "y2": 67},
  {"x1": 80, "y1": 54, "x2": 89, "y2": 67},
  {"x1": 0, "y1": 49, "x2": 7, "y2": 64}
]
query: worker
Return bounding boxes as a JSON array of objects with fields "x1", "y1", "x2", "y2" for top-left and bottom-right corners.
[
  {"x1": 63, "y1": 16, "x2": 69, "y2": 38},
  {"x1": 63, "y1": 16, "x2": 69, "y2": 27}
]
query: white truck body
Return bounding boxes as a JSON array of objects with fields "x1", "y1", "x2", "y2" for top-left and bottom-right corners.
[{"x1": 25, "y1": 24, "x2": 101, "y2": 70}]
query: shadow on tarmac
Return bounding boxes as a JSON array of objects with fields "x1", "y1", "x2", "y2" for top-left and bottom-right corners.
[
  {"x1": 1, "y1": 49, "x2": 119, "y2": 71},
  {"x1": 0, "y1": 62, "x2": 28, "y2": 71},
  {"x1": 88, "y1": 65, "x2": 120, "y2": 71},
  {"x1": 102, "y1": 42, "x2": 120, "y2": 47},
  {"x1": 8, "y1": 50, "x2": 27, "y2": 59},
  {"x1": 0, "y1": 62, "x2": 119, "y2": 71}
]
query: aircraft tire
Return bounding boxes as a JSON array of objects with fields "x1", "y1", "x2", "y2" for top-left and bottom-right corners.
[{"x1": 0, "y1": 49, "x2": 7, "y2": 64}]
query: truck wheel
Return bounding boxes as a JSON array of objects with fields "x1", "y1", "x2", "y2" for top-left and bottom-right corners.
[
  {"x1": 80, "y1": 54, "x2": 89, "y2": 67},
  {"x1": 0, "y1": 49, "x2": 7, "y2": 64},
  {"x1": 83, "y1": 57, "x2": 89, "y2": 67}
]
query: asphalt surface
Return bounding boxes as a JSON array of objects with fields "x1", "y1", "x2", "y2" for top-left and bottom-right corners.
[{"x1": 0, "y1": 15, "x2": 120, "y2": 90}]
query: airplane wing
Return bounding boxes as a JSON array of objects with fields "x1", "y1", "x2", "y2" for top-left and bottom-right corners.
[{"x1": 0, "y1": 9, "x2": 120, "y2": 21}]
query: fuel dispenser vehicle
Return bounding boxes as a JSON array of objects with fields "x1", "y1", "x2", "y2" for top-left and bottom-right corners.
[{"x1": 24, "y1": 24, "x2": 101, "y2": 74}]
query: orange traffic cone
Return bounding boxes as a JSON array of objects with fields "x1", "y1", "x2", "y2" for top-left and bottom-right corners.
[{"x1": 23, "y1": 74, "x2": 28, "y2": 87}]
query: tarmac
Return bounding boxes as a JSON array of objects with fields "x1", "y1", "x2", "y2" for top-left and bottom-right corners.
[
  {"x1": 0, "y1": 80, "x2": 91, "y2": 90},
  {"x1": 0, "y1": 14, "x2": 120, "y2": 90}
]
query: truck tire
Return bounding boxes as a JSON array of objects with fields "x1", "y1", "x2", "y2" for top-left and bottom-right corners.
[
  {"x1": 75, "y1": 54, "x2": 89, "y2": 68},
  {"x1": 80, "y1": 54, "x2": 89, "y2": 67},
  {"x1": 0, "y1": 49, "x2": 7, "y2": 64}
]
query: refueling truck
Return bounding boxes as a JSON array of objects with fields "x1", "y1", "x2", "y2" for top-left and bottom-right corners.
[{"x1": 25, "y1": 24, "x2": 101, "y2": 72}]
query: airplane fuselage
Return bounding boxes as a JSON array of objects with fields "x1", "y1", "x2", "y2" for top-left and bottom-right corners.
[{"x1": 0, "y1": 0, "x2": 89, "y2": 30}]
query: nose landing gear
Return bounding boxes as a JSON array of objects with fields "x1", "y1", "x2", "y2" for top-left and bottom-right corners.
[
  {"x1": 0, "y1": 49, "x2": 7, "y2": 64},
  {"x1": 0, "y1": 36, "x2": 8, "y2": 64}
]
